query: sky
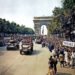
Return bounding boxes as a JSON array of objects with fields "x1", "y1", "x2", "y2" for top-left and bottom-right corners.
[{"x1": 0, "y1": 0, "x2": 62, "y2": 29}]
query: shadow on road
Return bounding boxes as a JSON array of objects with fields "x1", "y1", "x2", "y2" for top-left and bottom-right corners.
[
  {"x1": 0, "y1": 70, "x2": 13, "y2": 75},
  {"x1": 6, "y1": 49, "x2": 19, "y2": 51},
  {"x1": 31, "y1": 50, "x2": 41, "y2": 55},
  {"x1": 57, "y1": 72, "x2": 72, "y2": 75},
  {"x1": 0, "y1": 51, "x2": 4, "y2": 56}
]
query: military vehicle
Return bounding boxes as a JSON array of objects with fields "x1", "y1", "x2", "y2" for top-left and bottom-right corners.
[
  {"x1": 35, "y1": 36, "x2": 43, "y2": 44},
  {"x1": 20, "y1": 36, "x2": 33, "y2": 55},
  {"x1": 7, "y1": 40, "x2": 19, "y2": 50}
]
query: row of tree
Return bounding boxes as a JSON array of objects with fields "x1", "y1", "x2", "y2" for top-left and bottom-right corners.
[
  {"x1": 0, "y1": 18, "x2": 34, "y2": 35},
  {"x1": 48, "y1": 7, "x2": 64, "y2": 34},
  {"x1": 48, "y1": 0, "x2": 75, "y2": 40}
]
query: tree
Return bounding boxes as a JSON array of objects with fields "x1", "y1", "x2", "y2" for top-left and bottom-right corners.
[
  {"x1": 25, "y1": 28, "x2": 35, "y2": 34},
  {"x1": 62, "y1": 0, "x2": 75, "y2": 10},
  {"x1": 55, "y1": 0, "x2": 75, "y2": 40},
  {"x1": 48, "y1": 0, "x2": 75, "y2": 39},
  {"x1": 0, "y1": 18, "x2": 34, "y2": 35},
  {"x1": 48, "y1": 7, "x2": 63, "y2": 34},
  {"x1": 53, "y1": 7, "x2": 64, "y2": 16}
]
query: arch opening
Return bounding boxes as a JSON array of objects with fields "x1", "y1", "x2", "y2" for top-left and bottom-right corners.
[{"x1": 41, "y1": 25, "x2": 48, "y2": 35}]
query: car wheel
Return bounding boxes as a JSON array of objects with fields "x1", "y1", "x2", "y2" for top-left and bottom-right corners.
[
  {"x1": 31, "y1": 47, "x2": 33, "y2": 52},
  {"x1": 20, "y1": 50, "x2": 24, "y2": 55}
]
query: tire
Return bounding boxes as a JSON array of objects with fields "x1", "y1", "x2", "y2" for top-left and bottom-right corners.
[
  {"x1": 31, "y1": 46, "x2": 33, "y2": 52},
  {"x1": 7, "y1": 47, "x2": 10, "y2": 50},
  {"x1": 20, "y1": 50, "x2": 24, "y2": 55},
  {"x1": 16, "y1": 45, "x2": 19, "y2": 49}
]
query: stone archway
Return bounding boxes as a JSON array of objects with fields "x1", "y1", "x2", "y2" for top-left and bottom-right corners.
[{"x1": 33, "y1": 16, "x2": 52, "y2": 36}]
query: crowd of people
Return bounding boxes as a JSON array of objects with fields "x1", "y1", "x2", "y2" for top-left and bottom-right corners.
[
  {"x1": 47, "y1": 46, "x2": 75, "y2": 75},
  {"x1": 42, "y1": 36, "x2": 75, "y2": 75}
]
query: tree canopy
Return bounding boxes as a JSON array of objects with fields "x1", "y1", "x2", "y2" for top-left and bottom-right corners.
[
  {"x1": 62, "y1": 0, "x2": 75, "y2": 10},
  {"x1": 48, "y1": 0, "x2": 75, "y2": 40},
  {"x1": 0, "y1": 18, "x2": 34, "y2": 35},
  {"x1": 48, "y1": 7, "x2": 63, "y2": 34}
]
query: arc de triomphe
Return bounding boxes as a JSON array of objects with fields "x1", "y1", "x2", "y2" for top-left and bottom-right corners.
[{"x1": 33, "y1": 16, "x2": 52, "y2": 36}]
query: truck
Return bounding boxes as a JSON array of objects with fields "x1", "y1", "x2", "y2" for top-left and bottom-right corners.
[
  {"x1": 35, "y1": 36, "x2": 43, "y2": 44},
  {"x1": 20, "y1": 36, "x2": 33, "y2": 55},
  {"x1": 7, "y1": 39, "x2": 19, "y2": 50}
]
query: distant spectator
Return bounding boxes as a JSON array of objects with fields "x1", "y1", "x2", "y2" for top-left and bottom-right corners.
[
  {"x1": 71, "y1": 50, "x2": 75, "y2": 68},
  {"x1": 68, "y1": 51, "x2": 72, "y2": 67},
  {"x1": 64, "y1": 50, "x2": 68, "y2": 66},
  {"x1": 53, "y1": 55, "x2": 58, "y2": 74},
  {"x1": 48, "y1": 42, "x2": 54, "y2": 52},
  {"x1": 55, "y1": 47, "x2": 60, "y2": 59},
  {"x1": 19, "y1": 41, "x2": 22, "y2": 50},
  {"x1": 59, "y1": 54, "x2": 64, "y2": 67},
  {"x1": 59, "y1": 47, "x2": 65, "y2": 56},
  {"x1": 47, "y1": 56, "x2": 55, "y2": 75}
]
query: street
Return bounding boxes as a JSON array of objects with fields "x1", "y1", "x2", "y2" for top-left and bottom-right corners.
[{"x1": 0, "y1": 43, "x2": 75, "y2": 75}]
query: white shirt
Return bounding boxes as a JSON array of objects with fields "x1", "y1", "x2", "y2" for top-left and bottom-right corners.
[
  {"x1": 71, "y1": 52, "x2": 75, "y2": 58},
  {"x1": 51, "y1": 49, "x2": 56, "y2": 56},
  {"x1": 64, "y1": 51, "x2": 68, "y2": 62},
  {"x1": 19, "y1": 41, "x2": 22, "y2": 50}
]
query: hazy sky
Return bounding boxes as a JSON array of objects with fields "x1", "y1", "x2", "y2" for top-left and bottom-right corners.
[{"x1": 0, "y1": 0, "x2": 62, "y2": 29}]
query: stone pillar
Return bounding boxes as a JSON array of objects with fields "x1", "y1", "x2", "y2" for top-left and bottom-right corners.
[
  {"x1": 46, "y1": 24, "x2": 50, "y2": 36},
  {"x1": 34, "y1": 23, "x2": 41, "y2": 36}
]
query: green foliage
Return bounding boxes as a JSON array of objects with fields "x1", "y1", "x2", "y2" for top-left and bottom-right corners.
[
  {"x1": 61, "y1": 0, "x2": 75, "y2": 17},
  {"x1": 53, "y1": 7, "x2": 64, "y2": 16},
  {"x1": 62, "y1": 0, "x2": 75, "y2": 10},
  {"x1": 24, "y1": 27, "x2": 35, "y2": 34},
  {"x1": 0, "y1": 18, "x2": 34, "y2": 35},
  {"x1": 49, "y1": 0, "x2": 75, "y2": 35},
  {"x1": 48, "y1": 7, "x2": 63, "y2": 34},
  {"x1": 61, "y1": 0, "x2": 75, "y2": 40}
]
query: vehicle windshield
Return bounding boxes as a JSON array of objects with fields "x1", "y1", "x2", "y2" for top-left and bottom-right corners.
[
  {"x1": 22, "y1": 37, "x2": 32, "y2": 45},
  {"x1": 9, "y1": 40, "x2": 16, "y2": 43}
]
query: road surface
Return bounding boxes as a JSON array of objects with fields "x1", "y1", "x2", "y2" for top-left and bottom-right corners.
[{"x1": 0, "y1": 43, "x2": 75, "y2": 75}]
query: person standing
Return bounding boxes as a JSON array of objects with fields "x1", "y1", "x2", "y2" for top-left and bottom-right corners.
[
  {"x1": 48, "y1": 42, "x2": 52, "y2": 52},
  {"x1": 53, "y1": 55, "x2": 58, "y2": 74},
  {"x1": 68, "y1": 50, "x2": 72, "y2": 67},
  {"x1": 19, "y1": 40, "x2": 22, "y2": 50},
  {"x1": 51, "y1": 48, "x2": 56, "y2": 57},
  {"x1": 71, "y1": 50, "x2": 75, "y2": 68},
  {"x1": 55, "y1": 47, "x2": 60, "y2": 59},
  {"x1": 59, "y1": 47, "x2": 65, "y2": 67},
  {"x1": 64, "y1": 50, "x2": 68, "y2": 66},
  {"x1": 47, "y1": 56, "x2": 55, "y2": 75},
  {"x1": 59, "y1": 53, "x2": 64, "y2": 67}
]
